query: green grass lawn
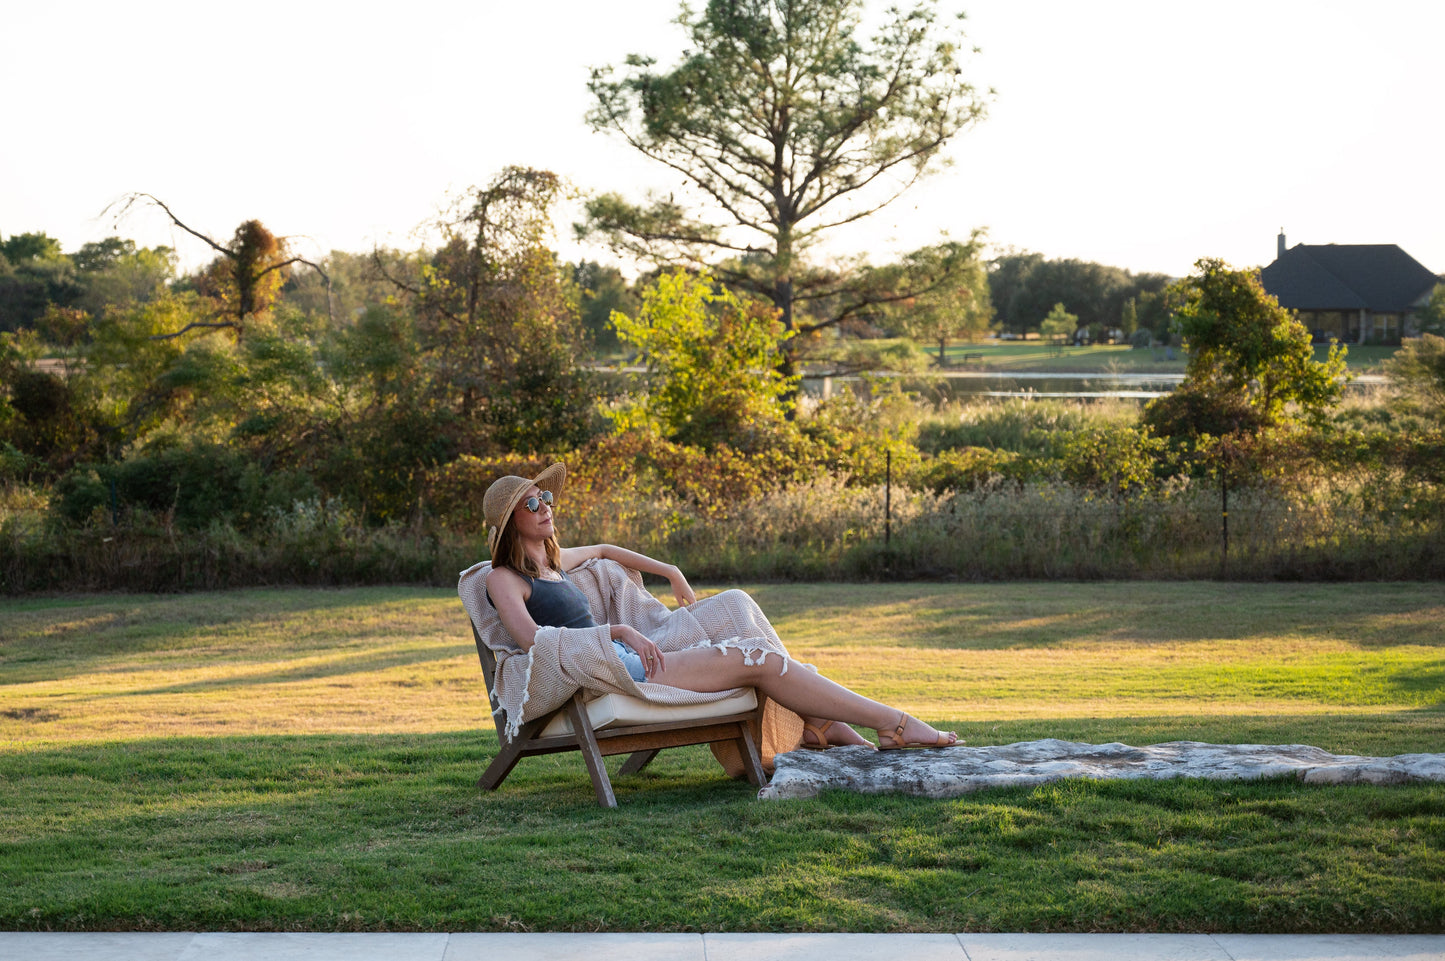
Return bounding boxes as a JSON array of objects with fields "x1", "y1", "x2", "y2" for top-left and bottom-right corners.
[
  {"x1": 2, "y1": 583, "x2": 1442, "y2": 932},
  {"x1": 938, "y1": 342, "x2": 1396, "y2": 374}
]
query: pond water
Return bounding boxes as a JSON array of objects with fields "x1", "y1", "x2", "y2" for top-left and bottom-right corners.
[
  {"x1": 803, "y1": 371, "x2": 1178, "y2": 402},
  {"x1": 801, "y1": 370, "x2": 1385, "y2": 402},
  {"x1": 596, "y1": 366, "x2": 1383, "y2": 403}
]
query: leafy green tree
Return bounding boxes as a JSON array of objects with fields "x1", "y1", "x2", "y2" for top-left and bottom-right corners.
[
  {"x1": 874, "y1": 242, "x2": 993, "y2": 363},
  {"x1": 78, "y1": 292, "x2": 232, "y2": 457},
  {"x1": 987, "y1": 252, "x2": 1170, "y2": 336},
  {"x1": 1414, "y1": 283, "x2": 1445, "y2": 336},
  {"x1": 280, "y1": 248, "x2": 418, "y2": 326},
  {"x1": 1039, "y1": 302, "x2": 1077, "y2": 343},
  {"x1": 611, "y1": 269, "x2": 796, "y2": 450},
  {"x1": 1144, "y1": 258, "x2": 1346, "y2": 438},
  {"x1": 73, "y1": 237, "x2": 175, "y2": 319},
  {"x1": 1120, "y1": 297, "x2": 1139, "y2": 337},
  {"x1": 1384, "y1": 333, "x2": 1445, "y2": 421},
  {"x1": 380, "y1": 167, "x2": 595, "y2": 455},
  {"x1": 0, "y1": 232, "x2": 81, "y2": 332},
  {"x1": 0, "y1": 335, "x2": 90, "y2": 469},
  {"x1": 1, "y1": 288, "x2": 229, "y2": 472},
  {"x1": 584, "y1": 0, "x2": 987, "y2": 371},
  {"x1": 0, "y1": 233, "x2": 64, "y2": 263},
  {"x1": 985, "y1": 249, "x2": 1043, "y2": 334},
  {"x1": 572, "y1": 260, "x2": 637, "y2": 355}
]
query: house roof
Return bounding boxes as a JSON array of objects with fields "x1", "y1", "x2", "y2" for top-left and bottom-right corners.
[{"x1": 1260, "y1": 244, "x2": 1438, "y2": 312}]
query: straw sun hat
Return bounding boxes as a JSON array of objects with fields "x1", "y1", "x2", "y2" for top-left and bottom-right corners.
[{"x1": 483, "y1": 463, "x2": 566, "y2": 557}]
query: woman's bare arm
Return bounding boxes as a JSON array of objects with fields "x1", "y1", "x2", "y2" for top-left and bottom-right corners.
[
  {"x1": 486, "y1": 567, "x2": 542, "y2": 651},
  {"x1": 559, "y1": 543, "x2": 696, "y2": 606}
]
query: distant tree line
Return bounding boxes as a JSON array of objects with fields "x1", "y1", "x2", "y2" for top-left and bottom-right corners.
[{"x1": 987, "y1": 250, "x2": 1176, "y2": 341}]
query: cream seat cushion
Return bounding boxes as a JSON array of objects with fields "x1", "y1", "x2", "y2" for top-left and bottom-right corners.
[{"x1": 540, "y1": 689, "x2": 758, "y2": 738}]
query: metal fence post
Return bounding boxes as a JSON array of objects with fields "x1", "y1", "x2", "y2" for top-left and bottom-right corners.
[{"x1": 885, "y1": 449, "x2": 892, "y2": 547}]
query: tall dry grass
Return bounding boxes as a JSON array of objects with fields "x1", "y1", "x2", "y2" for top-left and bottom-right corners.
[
  {"x1": 5, "y1": 472, "x2": 1441, "y2": 593},
  {"x1": 560, "y1": 471, "x2": 1444, "y2": 582}
]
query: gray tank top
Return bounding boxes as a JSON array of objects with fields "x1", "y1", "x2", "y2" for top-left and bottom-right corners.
[{"x1": 488, "y1": 570, "x2": 597, "y2": 629}]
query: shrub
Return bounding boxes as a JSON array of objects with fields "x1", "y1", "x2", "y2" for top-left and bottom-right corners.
[
  {"x1": 1, "y1": 441, "x2": 37, "y2": 483},
  {"x1": 1384, "y1": 334, "x2": 1445, "y2": 421},
  {"x1": 1143, "y1": 382, "x2": 1269, "y2": 440},
  {"x1": 916, "y1": 446, "x2": 1017, "y2": 493},
  {"x1": 50, "y1": 442, "x2": 319, "y2": 531},
  {"x1": 1040, "y1": 424, "x2": 1170, "y2": 496},
  {"x1": 916, "y1": 398, "x2": 1131, "y2": 456}
]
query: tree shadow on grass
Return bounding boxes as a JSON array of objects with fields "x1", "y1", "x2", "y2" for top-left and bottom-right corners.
[
  {"x1": 0, "y1": 586, "x2": 463, "y2": 682},
  {"x1": 746, "y1": 582, "x2": 1445, "y2": 651},
  {"x1": 113, "y1": 643, "x2": 470, "y2": 696}
]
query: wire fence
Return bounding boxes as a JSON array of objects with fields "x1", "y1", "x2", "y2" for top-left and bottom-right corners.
[{"x1": 4, "y1": 474, "x2": 1442, "y2": 593}]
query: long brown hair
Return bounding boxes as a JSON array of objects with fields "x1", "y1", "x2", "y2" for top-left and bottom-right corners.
[{"x1": 492, "y1": 516, "x2": 561, "y2": 579}]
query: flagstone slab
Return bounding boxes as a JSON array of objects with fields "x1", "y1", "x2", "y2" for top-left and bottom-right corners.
[{"x1": 757, "y1": 739, "x2": 1445, "y2": 800}]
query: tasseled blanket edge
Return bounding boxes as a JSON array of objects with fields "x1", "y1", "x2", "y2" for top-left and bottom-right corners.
[
  {"x1": 493, "y1": 647, "x2": 536, "y2": 744},
  {"x1": 695, "y1": 636, "x2": 790, "y2": 675}
]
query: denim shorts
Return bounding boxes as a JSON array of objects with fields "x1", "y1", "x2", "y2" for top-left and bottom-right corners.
[{"x1": 612, "y1": 639, "x2": 648, "y2": 682}]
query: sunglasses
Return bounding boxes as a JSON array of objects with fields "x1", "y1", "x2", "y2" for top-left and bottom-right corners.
[{"x1": 522, "y1": 490, "x2": 554, "y2": 513}]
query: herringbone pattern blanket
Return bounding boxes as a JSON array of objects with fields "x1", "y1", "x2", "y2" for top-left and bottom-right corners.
[{"x1": 458, "y1": 557, "x2": 804, "y2": 764}]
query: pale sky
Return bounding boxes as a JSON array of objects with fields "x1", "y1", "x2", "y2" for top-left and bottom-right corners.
[{"x1": 3, "y1": 0, "x2": 1441, "y2": 280}]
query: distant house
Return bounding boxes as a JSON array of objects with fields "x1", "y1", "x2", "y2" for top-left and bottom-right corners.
[{"x1": 1259, "y1": 233, "x2": 1439, "y2": 345}]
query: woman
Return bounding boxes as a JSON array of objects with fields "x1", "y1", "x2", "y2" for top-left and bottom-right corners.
[{"x1": 479, "y1": 464, "x2": 958, "y2": 753}]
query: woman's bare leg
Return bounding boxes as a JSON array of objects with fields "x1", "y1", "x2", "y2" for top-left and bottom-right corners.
[
  {"x1": 651, "y1": 646, "x2": 955, "y2": 746},
  {"x1": 801, "y1": 717, "x2": 875, "y2": 748}
]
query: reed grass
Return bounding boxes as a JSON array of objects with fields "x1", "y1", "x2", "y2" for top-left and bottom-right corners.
[
  {"x1": 6, "y1": 469, "x2": 1443, "y2": 593},
  {"x1": 914, "y1": 398, "x2": 1141, "y2": 455},
  {"x1": 589, "y1": 476, "x2": 1445, "y2": 583}
]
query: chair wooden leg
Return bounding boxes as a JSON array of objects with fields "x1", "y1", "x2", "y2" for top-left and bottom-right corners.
[
  {"x1": 477, "y1": 739, "x2": 525, "y2": 791},
  {"x1": 477, "y1": 714, "x2": 551, "y2": 791},
  {"x1": 565, "y1": 694, "x2": 617, "y2": 807},
  {"x1": 735, "y1": 722, "x2": 768, "y2": 788},
  {"x1": 619, "y1": 750, "x2": 660, "y2": 776}
]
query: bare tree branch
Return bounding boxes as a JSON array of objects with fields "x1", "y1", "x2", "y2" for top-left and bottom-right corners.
[
  {"x1": 149, "y1": 320, "x2": 242, "y2": 341},
  {"x1": 107, "y1": 192, "x2": 232, "y2": 257}
]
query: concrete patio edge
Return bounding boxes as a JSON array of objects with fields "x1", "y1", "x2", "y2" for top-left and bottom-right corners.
[{"x1": 2, "y1": 931, "x2": 1444, "y2": 961}]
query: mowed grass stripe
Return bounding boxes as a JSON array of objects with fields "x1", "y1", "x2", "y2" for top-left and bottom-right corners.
[{"x1": 4, "y1": 583, "x2": 1441, "y2": 746}]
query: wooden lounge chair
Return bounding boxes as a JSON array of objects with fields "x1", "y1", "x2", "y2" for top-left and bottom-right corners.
[{"x1": 460, "y1": 563, "x2": 768, "y2": 807}]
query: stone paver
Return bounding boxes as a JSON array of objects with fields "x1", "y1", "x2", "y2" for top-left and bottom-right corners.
[
  {"x1": 444, "y1": 931, "x2": 704, "y2": 961},
  {"x1": 179, "y1": 932, "x2": 451, "y2": 960},
  {"x1": 959, "y1": 932, "x2": 1230, "y2": 960},
  {"x1": 705, "y1": 932, "x2": 966, "y2": 961},
  {"x1": 1212, "y1": 935, "x2": 1445, "y2": 961},
  {"x1": 0, "y1": 932, "x2": 197, "y2": 961}
]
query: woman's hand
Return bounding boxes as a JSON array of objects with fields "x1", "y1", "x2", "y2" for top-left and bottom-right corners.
[
  {"x1": 668, "y1": 565, "x2": 696, "y2": 607},
  {"x1": 613, "y1": 624, "x2": 666, "y2": 680}
]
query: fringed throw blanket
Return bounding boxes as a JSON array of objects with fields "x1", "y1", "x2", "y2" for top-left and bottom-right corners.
[{"x1": 458, "y1": 557, "x2": 804, "y2": 764}]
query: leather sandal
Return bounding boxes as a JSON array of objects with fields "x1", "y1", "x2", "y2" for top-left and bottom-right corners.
[
  {"x1": 801, "y1": 719, "x2": 836, "y2": 750},
  {"x1": 877, "y1": 710, "x2": 959, "y2": 750}
]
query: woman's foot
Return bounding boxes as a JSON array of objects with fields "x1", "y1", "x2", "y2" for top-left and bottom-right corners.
[
  {"x1": 876, "y1": 711, "x2": 959, "y2": 750},
  {"x1": 802, "y1": 717, "x2": 877, "y2": 750}
]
